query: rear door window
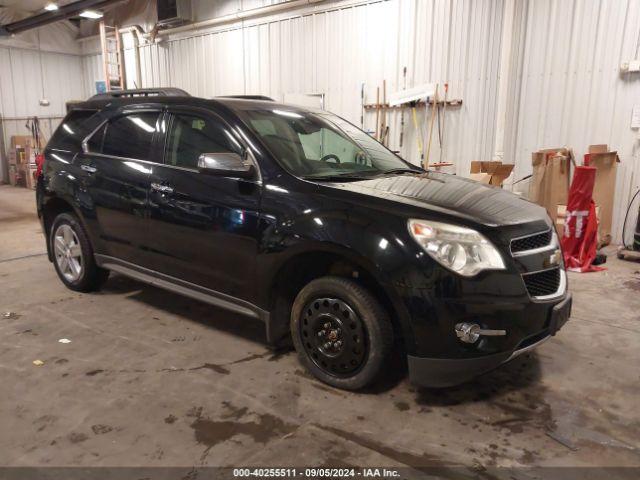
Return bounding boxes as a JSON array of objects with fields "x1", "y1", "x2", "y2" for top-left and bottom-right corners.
[
  {"x1": 49, "y1": 110, "x2": 97, "y2": 152},
  {"x1": 93, "y1": 112, "x2": 161, "y2": 160}
]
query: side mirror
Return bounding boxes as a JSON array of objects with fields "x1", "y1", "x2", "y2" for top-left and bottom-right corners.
[{"x1": 197, "y1": 152, "x2": 255, "y2": 179}]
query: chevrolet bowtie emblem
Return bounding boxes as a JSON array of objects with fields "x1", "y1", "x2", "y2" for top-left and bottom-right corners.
[{"x1": 547, "y1": 249, "x2": 562, "y2": 267}]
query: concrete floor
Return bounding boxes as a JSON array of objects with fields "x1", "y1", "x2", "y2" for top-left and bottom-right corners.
[{"x1": 1, "y1": 184, "x2": 639, "y2": 475}]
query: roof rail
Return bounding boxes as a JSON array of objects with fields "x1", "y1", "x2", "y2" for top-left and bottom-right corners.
[
  {"x1": 219, "y1": 95, "x2": 275, "y2": 101},
  {"x1": 89, "y1": 88, "x2": 191, "y2": 101}
]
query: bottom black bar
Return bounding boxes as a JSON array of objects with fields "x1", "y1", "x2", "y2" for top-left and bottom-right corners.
[{"x1": 0, "y1": 467, "x2": 637, "y2": 480}]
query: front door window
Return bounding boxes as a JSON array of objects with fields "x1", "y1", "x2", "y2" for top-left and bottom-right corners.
[{"x1": 166, "y1": 113, "x2": 240, "y2": 169}]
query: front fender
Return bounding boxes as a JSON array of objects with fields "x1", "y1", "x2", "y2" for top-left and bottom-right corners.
[{"x1": 256, "y1": 194, "x2": 422, "y2": 352}]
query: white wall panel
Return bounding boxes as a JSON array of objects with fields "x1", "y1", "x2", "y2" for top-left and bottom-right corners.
[
  {"x1": 81, "y1": 53, "x2": 102, "y2": 97},
  {"x1": 0, "y1": 47, "x2": 85, "y2": 182},
  {"x1": 191, "y1": 0, "x2": 291, "y2": 21},
  {"x1": 0, "y1": 48, "x2": 85, "y2": 118}
]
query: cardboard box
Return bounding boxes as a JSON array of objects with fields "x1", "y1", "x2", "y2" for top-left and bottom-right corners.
[
  {"x1": 8, "y1": 146, "x2": 34, "y2": 166},
  {"x1": 24, "y1": 146, "x2": 36, "y2": 166},
  {"x1": 470, "y1": 161, "x2": 500, "y2": 173},
  {"x1": 8, "y1": 164, "x2": 18, "y2": 186},
  {"x1": 8, "y1": 164, "x2": 26, "y2": 187},
  {"x1": 469, "y1": 161, "x2": 514, "y2": 187},
  {"x1": 529, "y1": 148, "x2": 572, "y2": 223},
  {"x1": 469, "y1": 172, "x2": 492, "y2": 184},
  {"x1": 588, "y1": 144, "x2": 608, "y2": 154},
  {"x1": 24, "y1": 166, "x2": 38, "y2": 189},
  {"x1": 584, "y1": 144, "x2": 619, "y2": 246},
  {"x1": 10, "y1": 135, "x2": 35, "y2": 150}
]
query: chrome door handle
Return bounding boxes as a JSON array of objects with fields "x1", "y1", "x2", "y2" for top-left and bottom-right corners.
[
  {"x1": 151, "y1": 182, "x2": 174, "y2": 194},
  {"x1": 81, "y1": 165, "x2": 97, "y2": 173}
]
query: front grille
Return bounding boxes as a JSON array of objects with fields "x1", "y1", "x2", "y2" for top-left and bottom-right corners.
[
  {"x1": 511, "y1": 230, "x2": 552, "y2": 254},
  {"x1": 522, "y1": 268, "x2": 561, "y2": 297}
]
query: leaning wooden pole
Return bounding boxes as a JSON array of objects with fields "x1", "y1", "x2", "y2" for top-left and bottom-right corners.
[
  {"x1": 424, "y1": 84, "x2": 439, "y2": 169},
  {"x1": 375, "y1": 87, "x2": 380, "y2": 140},
  {"x1": 99, "y1": 20, "x2": 110, "y2": 92}
]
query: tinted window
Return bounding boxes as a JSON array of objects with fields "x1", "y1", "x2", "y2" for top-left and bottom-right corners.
[
  {"x1": 99, "y1": 112, "x2": 160, "y2": 160},
  {"x1": 50, "y1": 110, "x2": 97, "y2": 151},
  {"x1": 238, "y1": 110, "x2": 412, "y2": 178},
  {"x1": 166, "y1": 113, "x2": 238, "y2": 169},
  {"x1": 298, "y1": 128, "x2": 368, "y2": 166},
  {"x1": 87, "y1": 123, "x2": 106, "y2": 153}
]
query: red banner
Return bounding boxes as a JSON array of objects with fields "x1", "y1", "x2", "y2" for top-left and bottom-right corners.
[{"x1": 561, "y1": 166, "x2": 604, "y2": 272}]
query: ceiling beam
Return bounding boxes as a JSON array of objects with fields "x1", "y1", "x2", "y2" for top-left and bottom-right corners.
[{"x1": 0, "y1": 0, "x2": 122, "y2": 36}]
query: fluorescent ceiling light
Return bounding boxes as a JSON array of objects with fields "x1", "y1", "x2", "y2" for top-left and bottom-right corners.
[
  {"x1": 44, "y1": 3, "x2": 59, "y2": 11},
  {"x1": 79, "y1": 10, "x2": 103, "y2": 19}
]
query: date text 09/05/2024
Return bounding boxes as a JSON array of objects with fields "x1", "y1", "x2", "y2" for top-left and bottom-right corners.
[{"x1": 233, "y1": 468, "x2": 401, "y2": 478}]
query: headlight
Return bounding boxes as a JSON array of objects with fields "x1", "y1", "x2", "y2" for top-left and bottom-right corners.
[{"x1": 408, "y1": 219, "x2": 505, "y2": 277}]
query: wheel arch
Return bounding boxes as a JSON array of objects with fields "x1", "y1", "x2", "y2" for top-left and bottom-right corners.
[
  {"x1": 41, "y1": 196, "x2": 83, "y2": 262},
  {"x1": 264, "y1": 246, "x2": 413, "y2": 352}
]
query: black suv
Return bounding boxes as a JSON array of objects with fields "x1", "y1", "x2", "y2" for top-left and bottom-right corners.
[{"x1": 37, "y1": 89, "x2": 571, "y2": 390}]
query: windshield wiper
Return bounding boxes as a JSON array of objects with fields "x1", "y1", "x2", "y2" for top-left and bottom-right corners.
[
  {"x1": 380, "y1": 168, "x2": 423, "y2": 175},
  {"x1": 302, "y1": 172, "x2": 374, "y2": 182}
]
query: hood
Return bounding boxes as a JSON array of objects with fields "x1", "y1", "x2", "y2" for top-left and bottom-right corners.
[{"x1": 320, "y1": 172, "x2": 548, "y2": 227}]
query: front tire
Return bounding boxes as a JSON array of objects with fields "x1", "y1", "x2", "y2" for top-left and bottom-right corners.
[
  {"x1": 291, "y1": 276, "x2": 393, "y2": 390},
  {"x1": 50, "y1": 213, "x2": 109, "y2": 292}
]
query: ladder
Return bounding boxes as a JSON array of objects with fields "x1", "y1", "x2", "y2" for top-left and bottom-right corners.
[{"x1": 99, "y1": 20, "x2": 125, "y2": 91}]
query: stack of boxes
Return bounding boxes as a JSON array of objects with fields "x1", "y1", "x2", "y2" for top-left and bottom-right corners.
[
  {"x1": 468, "y1": 146, "x2": 618, "y2": 248},
  {"x1": 529, "y1": 148, "x2": 573, "y2": 225},
  {"x1": 528, "y1": 145, "x2": 618, "y2": 247},
  {"x1": 469, "y1": 161, "x2": 515, "y2": 187},
  {"x1": 582, "y1": 145, "x2": 619, "y2": 246},
  {"x1": 7, "y1": 135, "x2": 38, "y2": 189}
]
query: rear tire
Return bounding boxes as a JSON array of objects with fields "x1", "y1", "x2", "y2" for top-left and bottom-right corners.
[
  {"x1": 291, "y1": 276, "x2": 393, "y2": 390},
  {"x1": 50, "y1": 212, "x2": 109, "y2": 292}
]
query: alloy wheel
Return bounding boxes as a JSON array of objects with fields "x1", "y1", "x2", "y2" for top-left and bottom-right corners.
[{"x1": 53, "y1": 224, "x2": 83, "y2": 282}]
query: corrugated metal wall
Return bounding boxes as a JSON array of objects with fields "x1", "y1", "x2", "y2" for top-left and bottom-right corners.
[
  {"x1": 78, "y1": 0, "x2": 640, "y2": 243},
  {"x1": 0, "y1": 46, "x2": 85, "y2": 182},
  {"x1": 206, "y1": 0, "x2": 498, "y2": 175},
  {"x1": 504, "y1": 0, "x2": 640, "y2": 244},
  {"x1": 82, "y1": 0, "x2": 504, "y2": 178},
  {"x1": 190, "y1": 0, "x2": 292, "y2": 21},
  {"x1": 81, "y1": 52, "x2": 104, "y2": 96}
]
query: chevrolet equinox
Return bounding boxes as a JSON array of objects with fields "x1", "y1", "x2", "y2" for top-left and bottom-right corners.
[{"x1": 37, "y1": 89, "x2": 571, "y2": 390}]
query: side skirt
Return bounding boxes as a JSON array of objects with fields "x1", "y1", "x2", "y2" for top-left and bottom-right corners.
[{"x1": 95, "y1": 254, "x2": 270, "y2": 323}]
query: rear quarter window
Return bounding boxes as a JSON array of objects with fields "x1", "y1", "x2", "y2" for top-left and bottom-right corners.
[
  {"x1": 96, "y1": 112, "x2": 160, "y2": 160},
  {"x1": 49, "y1": 110, "x2": 98, "y2": 152}
]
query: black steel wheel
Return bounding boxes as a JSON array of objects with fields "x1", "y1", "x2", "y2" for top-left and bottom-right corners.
[
  {"x1": 299, "y1": 297, "x2": 368, "y2": 377},
  {"x1": 291, "y1": 276, "x2": 393, "y2": 390}
]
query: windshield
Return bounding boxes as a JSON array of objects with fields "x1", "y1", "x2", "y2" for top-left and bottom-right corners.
[{"x1": 239, "y1": 108, "x2": 421, "y2": 179}]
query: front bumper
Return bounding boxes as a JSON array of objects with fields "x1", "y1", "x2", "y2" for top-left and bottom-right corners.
[{"x1": 407, "y1": 293, "x2": 572, "y2": 388}]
